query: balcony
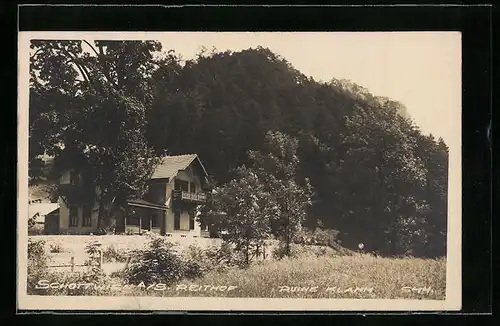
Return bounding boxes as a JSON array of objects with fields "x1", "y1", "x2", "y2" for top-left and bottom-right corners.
[{"x1": 172, "y1": 190, "x2": 206, "y2": 204}]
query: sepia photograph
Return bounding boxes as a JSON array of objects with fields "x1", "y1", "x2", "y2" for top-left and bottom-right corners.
[{"x1": 17, "y1": 31, "x2": 462, "y2": 311}]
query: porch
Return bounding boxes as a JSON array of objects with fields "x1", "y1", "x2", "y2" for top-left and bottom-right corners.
[{"x1": 117, "y1": 199, "x2": 167, "y2": 235}]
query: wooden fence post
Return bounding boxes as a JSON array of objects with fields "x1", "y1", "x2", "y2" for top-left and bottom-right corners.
[
  {"x1": 99, "y1": 247, "x2": 103, "y2": 271},
  {"x1": 70, "y1": 256, "x2": 75, "y2": 272}
]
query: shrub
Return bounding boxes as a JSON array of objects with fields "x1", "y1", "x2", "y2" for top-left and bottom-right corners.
[
  {"x1": 182, "y1": 246, "x2": 206, "y2": 280},
  {"x1": 271, "y1": 242, "x2": 340, "y2": 260},
  {"x1": 28, "y1": 222, "x2": 44, "y2": 235},
  {"x1": 272, "y1": 242, "x2": 306, "y2": 259},
  {"x1": 28, "y1": 216, "x2": 37, "y2": 230},
  {"x1": 102, "y1": 245, "x2": 129, "y2": 263},
  {"x1": 293, "y1": 227, "x2": 340, "y2": 246},
  {"x1": 49, "y1": 243, "x2": 63, "y2": 253},
  {"x1": 28, "y1": 239, "x2": 46, "y2": 260},
  {"x1": 123, "y1": 235, "x2": 185, "y2": 285},
  {"x1": 182, "y1": 243, "x2": 239, "y2": 278},
  {"x1": 27, "y1": 239, "x2": 49, "y2": 293}
]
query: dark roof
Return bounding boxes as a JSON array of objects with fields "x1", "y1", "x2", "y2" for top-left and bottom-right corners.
[
  {"x1": 151, "y1": 154, "x2": 208, "y2": 180},
  {"x1": 127, "y1": 198, "x2": 168, "y2": 210}
]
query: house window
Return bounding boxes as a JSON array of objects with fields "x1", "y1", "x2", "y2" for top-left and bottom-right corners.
[
  {"x1": 190, "y1": 182, "x2": 196, "y2": 193},
  {"x1": 189, "y1": 211, "x2": 195, "y2": 230},
  {"x1": 69, "y1": 206, "x2": 79, "y2": 227},
  {"x1": 174, "y1": 211, "x2": 181, "y2": 230},
  {"x1": 175, "y1": 180, "x2": 189, "y2": 192},
  {"x1": 82, "y1": 205, "x2": 92, "y2": 227}
]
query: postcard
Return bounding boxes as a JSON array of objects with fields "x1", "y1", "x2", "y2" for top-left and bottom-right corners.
[{"x1": 18, "y1": 31, "x2": 462, "y2": 311}]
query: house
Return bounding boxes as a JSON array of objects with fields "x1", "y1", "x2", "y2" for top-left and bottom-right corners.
[
  {"x1": 56, "y1": 154, "x2": 210, "y2": 237},
  {"x1": 28, "y1": 202, "x2": 59, "y2": 234}
]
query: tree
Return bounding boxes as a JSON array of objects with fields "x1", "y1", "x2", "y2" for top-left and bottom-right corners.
[
  {"x1": 200, "y1": 166, "x2": 275, "y2": 266},
  {"x1": 247, "y1": 131, "x2": 313, "y2": 257},
  {"x1": 146, "y1": 47, "x2": 448, "y2": 258},
  {"x1": 29, "y1": 40, "x2": 163, "y2": 233},
  {"x1": 332, "y1": 101, "x2": 429, "y2": 255},
  {"x1": 414, "y1": 134, "x2": 449, "y2": 257}
]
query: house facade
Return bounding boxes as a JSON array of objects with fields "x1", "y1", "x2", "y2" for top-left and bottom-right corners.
[{"x1": 57, "y1": 154, "x2": 210, "y2": 237}]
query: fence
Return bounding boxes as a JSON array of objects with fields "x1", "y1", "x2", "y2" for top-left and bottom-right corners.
[{"x1": 46, "y1": 247, "x2": 103, "y2": 272}]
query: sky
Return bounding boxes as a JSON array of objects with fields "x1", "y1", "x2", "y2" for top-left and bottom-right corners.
[{"x1": 154, "y1": 32, "x2": 461, "y2": 146}]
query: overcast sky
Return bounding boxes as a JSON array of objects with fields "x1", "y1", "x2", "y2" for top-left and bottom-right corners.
[{"x1": 154, "y1": 32, "x2": 461, "y2": 147}]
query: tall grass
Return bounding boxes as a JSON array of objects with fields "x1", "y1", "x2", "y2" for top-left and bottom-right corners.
[
  {"x1": 111, "y1": 253, "x2": 445, "y2": 299},
  {"x1": 27, "y1": 238, "x2": 446, "y2": 300}
]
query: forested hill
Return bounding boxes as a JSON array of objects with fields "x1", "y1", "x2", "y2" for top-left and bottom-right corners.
[
  {"x1": 148, "y1": 47, "x2": 412, "y2": 182},
  {"x1": 29, "y1": 42, "x2": 448, "y2": 257},
  {"x1": 146, "y1": 47, "x2": 448, "y2": 256}
]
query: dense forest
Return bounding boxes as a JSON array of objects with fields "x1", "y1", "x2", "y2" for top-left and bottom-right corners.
[{"x1": 29, "y1": 41, "x2": 448, "y2": 258}]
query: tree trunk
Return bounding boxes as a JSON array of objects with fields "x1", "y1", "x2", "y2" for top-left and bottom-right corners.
[
  {"x1": 96, "y1": 188, "x2": 107, "y2": 234},
  {"x1": 245, "y1": 239, "x2": 250, "y2": 266},
  {"x1": 285, "y1": 232, "x2": 291, "y2": 257},
  {"x1": 281, "y1": 200, "x2": 292, "y2": 257}
]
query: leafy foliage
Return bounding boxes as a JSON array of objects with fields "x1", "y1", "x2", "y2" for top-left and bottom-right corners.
[
  {"x1": 27, "y1": 239, "x2": 51, "y2": 293},
  {"x1": 247, "y1": 131, "x2": 313, "y2": 256},
  {"x1": 201, "y1": 166, "x2": 276, "y2": 265},
  {"x1": 293, "y1": 227, "x2": 340, "y2": 247},
  {"x1": 123, "y1": 235, "x2": 186, "y2": 285},
  {"x1": 182, "y1": 243, "x2": 239, "y2": 278},
  {"x1": 102, "y1": 245, "x2": 129, "y2": 263},
  {"x1": 29, "y1": 40, "x2": 163, "y2": 233}
]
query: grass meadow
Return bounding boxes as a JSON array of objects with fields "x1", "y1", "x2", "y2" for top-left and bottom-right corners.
[
  {"x1": 27, "y1": 235, "x2": 446, "y2": 300},
  {"x1": 110, "y1": 254, "x2": 446, "y2": 299}
]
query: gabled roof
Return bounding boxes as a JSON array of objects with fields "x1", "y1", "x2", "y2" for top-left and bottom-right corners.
[
  {"x1": 151, "y1": 154, "x2": 208, "y2": 180},
  {"x1": 28, "y1": 203, "x2": 59, "y2": 219}
]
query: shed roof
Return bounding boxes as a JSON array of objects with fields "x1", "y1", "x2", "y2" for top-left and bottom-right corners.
[
  {"x1": 28, "y1": 203, "x2": 59, "y2": 219},
  {"x1": 28, "y1": 203, "x2": 59, "y2": 223},
  {"x1": 151, "y1": 154, "x2": 208, "y2": 180}
]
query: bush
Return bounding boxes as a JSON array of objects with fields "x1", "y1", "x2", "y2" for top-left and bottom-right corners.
[
  {"x1": 27, "y1": 239, "x2": 54, "y2": 294},
  {"x1": 272, "y1": 242, "x2": 342, "y2": 260},
  {"x1": 272, "y1": 242, "x2": 306, "y2": 259},
  {"x1": 123, "y1": 235, "x2": 185, "y2": 286},
  {"x1": 27, "y1": 239, "x2": 47, "y2": 279},
  {"x1": 28, "y1": 215, "x2": 37, "y2": 230},
  {"x1": 182, "y1": 243, "x2": 239, "y2": 278},
  {"x1": 102, "y1": 245, "x2": 129, "y2": 263},
  {"x1": 28, "y1": 223, "x2": 44, "y2": 235},
  {"x1": 293, "y1": 228, "x2": 340, "y2": 246},
  {"x1": 49, "y1": 243, "x2": 63, "y2": 253}
]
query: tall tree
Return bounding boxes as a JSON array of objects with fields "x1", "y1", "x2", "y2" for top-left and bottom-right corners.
[
  {"x1": 247, "y1": 131, "x2": 313, "y2": 257},
  {"x1": 200, "y1": 166, "x2": 275, "y2": 265},
  {"x1": 29, "y1": 40, "x2": 163, "y2": 233},
  {"x1": 333, "y1": 101, "x2": 428, "y2": 254}
]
